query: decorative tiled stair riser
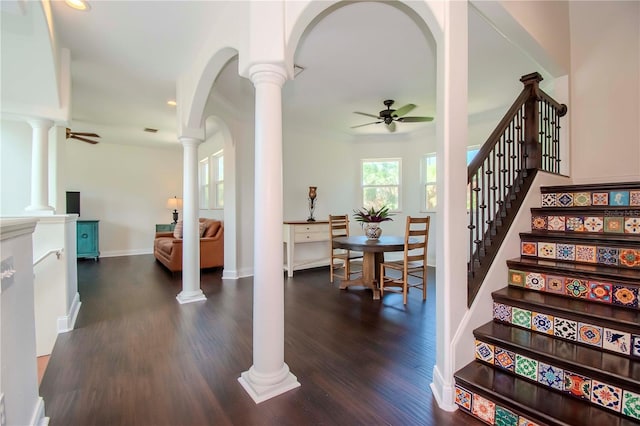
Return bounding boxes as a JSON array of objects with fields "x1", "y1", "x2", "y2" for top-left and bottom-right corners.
[
  {"x1": 492, "y1": 301, "x2": 640, "y2": 358},
  {"x1": 541, "y1": 190, "x2": 640, "y2": 208},
  {"x1": 473, "y1": 338, "x2": 640, "y2": 421},
  {"x1": 476, "y1": 340, "x2": 640, "y2": 420},
  {"x1": 454, "y1": 384, "x2": 541, "y2": 426},
  {"x1": 520, "y1": 240, "x2": 640, "y2": 269},
  {"x1": 508, "y1": 268, "x2": 640, "y2": 310},
  {"x1": 531, "y1": 213, "x2": 640, "y2": 234}
]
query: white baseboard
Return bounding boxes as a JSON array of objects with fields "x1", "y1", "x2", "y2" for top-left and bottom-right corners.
[
  {"x1": 430, "y1": 365, "x2": 458, "y2": 412},
  {"x1": 100, "y1": 249, "x2": 152, "y2": 258},
  {"x1": 57, "y1": 292, "x2": 81, "y2": 333},
  {"x1": 30, "y1": 397, "x2": 49, "y2": 426}
]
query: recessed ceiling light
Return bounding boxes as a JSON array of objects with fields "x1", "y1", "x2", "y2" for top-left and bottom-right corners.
[
  {"x1": 167, "y1": 100, "x2": 177, "y2": 107},
  {"x1": 65, "y1": 0, "x2": 91, "y2": 11}
]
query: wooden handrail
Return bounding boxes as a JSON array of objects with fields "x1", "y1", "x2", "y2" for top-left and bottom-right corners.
[{"x1": 467, "y1": 72, "x2": 567, "y2": 307}]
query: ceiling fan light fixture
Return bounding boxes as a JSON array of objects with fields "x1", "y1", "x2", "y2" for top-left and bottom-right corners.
[{"x1": 65, "y1": 0, "x2": 91, "y2": 11}]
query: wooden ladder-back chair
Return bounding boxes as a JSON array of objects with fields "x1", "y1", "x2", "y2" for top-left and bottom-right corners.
[
  {"x1": 329, "y1": 214, "x2": 362, "y2": 283},
  {"x1": 379, "y1": 216, "x2": 430, "y2": 304}
]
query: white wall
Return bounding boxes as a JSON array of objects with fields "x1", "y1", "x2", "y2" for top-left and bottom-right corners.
[
  {"x1": 569, "y1": 1, "x2": 640, "y2": 183},
  {"x1": 0, "y1": 120, "x2": 33, "y2": 215},
  {"x1": 64, "y1": 141, "x2": 183, "y2": 256}
]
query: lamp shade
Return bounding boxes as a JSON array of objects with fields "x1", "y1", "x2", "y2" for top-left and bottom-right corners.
[{"x1": 166, "y1": 196, "x2": 183, "y2": 210}]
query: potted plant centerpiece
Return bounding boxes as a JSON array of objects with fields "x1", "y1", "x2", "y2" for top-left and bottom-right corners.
[{"x1": 353, "y1": 205, "x2": 394, "y2": 240}]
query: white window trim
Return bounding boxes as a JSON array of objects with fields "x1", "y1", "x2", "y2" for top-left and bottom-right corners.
[{"x1": 198, "y1": 149, "x2": 224, "y2": 210}]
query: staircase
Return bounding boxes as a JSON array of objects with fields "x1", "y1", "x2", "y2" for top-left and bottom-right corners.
[{"x1": 455, "y1": 181, "x2": 640, "y2": 426}]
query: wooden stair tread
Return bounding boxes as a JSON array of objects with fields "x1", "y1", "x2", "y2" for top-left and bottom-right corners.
[
  {"x1": 474, "y1": 321, "x2": 640, "y2": 388},
  {"x1": 506, "y1": 257, "x2": 640, "y2": 283},
  {"x1": 530, "y1": 206, "x2": 638, "y2": 216},
  {"x1": 492, "y1": 287, "x2": 640, "y2": 330},
  {"x1": 455, "y1": 362, "x2": 637, "y2": 426},
  {"x1": 540, "y1": 181, "x2": 640, "y2": 193}
]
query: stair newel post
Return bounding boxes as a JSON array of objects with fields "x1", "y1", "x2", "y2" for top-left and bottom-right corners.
[{"x1": 520, "y1": 72, "x2": 543, "y2": 171}]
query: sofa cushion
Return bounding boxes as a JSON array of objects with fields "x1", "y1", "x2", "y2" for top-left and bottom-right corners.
[
  {"x1": 202, "y1": 220, "x2": 221, "y2": 237},
  {"x1": 155, "y1": 237, "x2": 174, "y2": 254},
  {"x1": 173, "y1": 220, "x2": 208, "y2": 239}
]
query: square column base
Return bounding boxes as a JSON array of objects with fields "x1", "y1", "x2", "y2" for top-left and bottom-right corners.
[
  {"x1": 238, "y1": 370, "x2": 300, "y2": 404},
  {"x1": 176, "y1": 290, "x2": 206, "y2": 304}
]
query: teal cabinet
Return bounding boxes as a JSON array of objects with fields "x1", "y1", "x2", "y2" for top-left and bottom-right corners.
[
  {"x1": 155, "y1": 223, "x2": 175, "y2": 232},
  {"x1": 77, "y1": 220, "x2": 100, "y2": 260}
]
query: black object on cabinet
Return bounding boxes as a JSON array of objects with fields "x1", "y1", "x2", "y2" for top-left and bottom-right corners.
[{"x1": 66, "y1": 191, "x2": 80, "y2": 216}]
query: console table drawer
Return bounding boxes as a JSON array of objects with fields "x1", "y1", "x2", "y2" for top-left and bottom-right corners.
[
  {"x1": 293, "y1": 224, "x2": 327, "y2": 234},
  {"x1": 294, "y1": 230, "x2": 328, "y2": 243}
]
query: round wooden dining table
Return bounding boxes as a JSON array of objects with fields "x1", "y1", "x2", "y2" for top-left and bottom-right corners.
[{"x1": 331, "y1": 235, "x2": 407, "y2": 299}]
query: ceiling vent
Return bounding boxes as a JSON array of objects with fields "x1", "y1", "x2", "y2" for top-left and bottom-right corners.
[{"x1": 144, "y1": 128, "x2": 158, "y2": 133}]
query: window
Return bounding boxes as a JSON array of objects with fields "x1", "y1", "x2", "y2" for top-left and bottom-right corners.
[
  {"x1": 212, "y1": 150, "x2": 224, "y2": 208},
  {"x1": 421, "y1": 146, "x2": 480, "y2": 211},
  {"x1": 198, "y1": 150, "x2": 224, "y2": 209},
  {"x1": 199, "y1": 158, "x2": 209, "y2": 208},
  {"x1": 361, "y1": 158, "x2": 401, "y2": 210}
]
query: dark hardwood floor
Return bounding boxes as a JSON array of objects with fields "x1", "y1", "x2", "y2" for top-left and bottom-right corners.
[{"x1": 39, "y1": 255, "x2": 481, "y2": 426}]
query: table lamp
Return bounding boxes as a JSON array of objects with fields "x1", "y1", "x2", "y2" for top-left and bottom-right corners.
[{"x1": 166, "y1": 196, "x2": 183, "y2": 224}]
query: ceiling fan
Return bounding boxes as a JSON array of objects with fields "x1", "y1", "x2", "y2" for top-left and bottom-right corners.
[
  {"x1": 352, "y1": 99, "x2": 434, "y2": 132},
  {"x1": 66, "y1": 128, "x2": 100, "y2": 144}
]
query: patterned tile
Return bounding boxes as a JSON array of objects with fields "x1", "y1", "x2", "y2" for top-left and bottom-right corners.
[
  {"x1": 612, "y1": 285, "x2": 639, "y2": 308},
  {"x1": 495, "y1": 405, "x2": 519, "y2": 426},
  {"x1": 538, "y1": 242, "x2": 556, "y2": 259},
  {"x1": 455, "y1": 385, "x2": 472, "y2": 411},
  {"x1": 531, "y1": 312, "x2": 554, "y2": 335},
  {"x1": 472, "y1": 393, "x2": 496, "y2": 424},
  {"x1": 493, "y1": 302, "x2": 512, "y2": 323},
  {"x1": 538, "y1": 362, "x2": 564, "y2": 390},
  {"x1": 564, "y1": 370, "x2": 591, "y2": 400},
  {"x1": 557, "y1": 193, "x2": 574, "y2": 207},
  {"x1": 545, "y1": 275, "x2": 566, "y2": 294},
  {"x1": 494, "y1": 347, "x2": 515, "y2": 372},
  {"x1": 517, "y1": 417, "x2": 541, "y2": 426},
  {"x1": 521, "y1": 242, "x2": 537, "y2": 257},
  {"x1": 620, "y1": 249, "x2": 640, "y2": 268},
  {"x1": 547, "y1": 216, "x2": 565, "y2": 231},
  {"x1": 531, "y1": 216, "x2": 547, "y2": 230},
  {"x1": 565, "y1": 217, "x2": 584, "y2": 232},
  {"x1": 604, "y1": 217, "x2": 624, "y2": 233},
  {"x1": 588, "y1": 281, "x2": 612, "y2": 303},
  {"x1": 573, "y1": 192, "x2": 591, "y2": 206},
  {"x1": 622, "y1": 390, "x2": 640, "y2": 420},
  {"x1": 554, "y1": 317, "x2": 577, "y2": 341},
  {"x1": 475, "y1": 340, "x2": 495, "y2": 363},
  {"x1": 597, "y1": 247, "x2": 619, "y2": 266},
  {"x1": 512, "y1": 307, "x2": 531, "y2": 329},
  {"x1": 603, "y1": 328, "x2": 630, "y2": 355},
  {"x1": 630, "y1": 191, "x2": 640, "y2": 206},
  {"x1": 592, "y1": 192, "x2": 609, "y2": 206},
  {"x1": 541, "y1": 193, "x2": 556, "y2": 207},
  {"x1": 525, "y1": 272, "x2": 545, "y2": 291},
  {"x1": 632, "y1": 335, "x2": 640, "y2": 358},
  {"x1": 578, "y1": 323, "x2": 603, "y2": 347},
  {"x1": 576, "y1": 245, "x2": 597, "y2": 263},
  {"x1": 565, "y1": 278, "x2": 588, "y2": 298},
  {"x1": 556, "y1": 244, "x2": 575, "y2": 261},
  {"x1": 515, "y1": 354, "x2": 538, "y2": 381},
  {"x1": 583, "y1": 216, "x2": 604, "y2": 233},
  {"x1": 625, "y1": 217, "x2": 640, "y2": 234},
  {"x1": 591, "y1": 380, "x2": 622, "y2": 412},
  {"x1": 610, "y1": 191, "x2": 630, "y2": 206},
  {"x1": 508, "y1": 270, "x2": 526, "y2": 287}
]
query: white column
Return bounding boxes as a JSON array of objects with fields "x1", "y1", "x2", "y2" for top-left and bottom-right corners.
[
  {"x1": 238, "y1": 64, "x2": 300, "y2": 403},
  {"x1": 176, "y1": 137, "x2": 206, "y2": 304},
  {"x1": 25, "y1": 119, "x2": 54, "y2": 214}
]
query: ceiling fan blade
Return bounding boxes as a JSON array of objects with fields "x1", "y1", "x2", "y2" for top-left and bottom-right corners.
[
  {"x1": 386, "y1": 121, "x2": 397, "y2": 132},
  {"x1": 71, "y1": 132, "x2": 101, "y2": 138},
  {"x1": 392, "y1": 104, "x2": 416, "y2": 117},
  {"x1": 71, "y1": 135, "x2": 99, "y2": 144},
  {"x1": 397, "y1": 116, "x2": 434, "y2": 123},
  {"x1": 354, "y1": 111, "x2": 381, "y2": 119},
  {"x1": 351, "y1": 121, "x2": 381, "y2": 128}
]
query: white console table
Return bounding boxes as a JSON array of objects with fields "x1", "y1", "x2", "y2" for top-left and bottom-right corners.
[{"x1": 283, "y1": 220, "x2": 330, "y2": 277}]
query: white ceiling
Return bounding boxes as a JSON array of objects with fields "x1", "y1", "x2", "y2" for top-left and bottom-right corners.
[{"x1": 48, "y1": 1, "x2": 545, "y2": 147}]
